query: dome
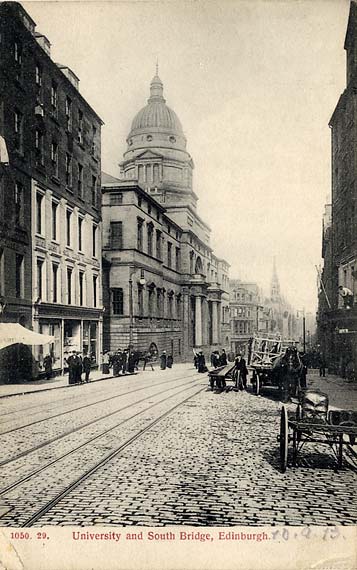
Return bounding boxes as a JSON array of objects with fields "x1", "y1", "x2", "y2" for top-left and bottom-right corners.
[{"x1": 129, "y1": 74, "x2": 184, "y2": 136}]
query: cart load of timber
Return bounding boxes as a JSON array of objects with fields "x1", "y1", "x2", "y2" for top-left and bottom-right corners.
[{"x1": 249, "y1": 333, "x2": 301, "y2": 397}]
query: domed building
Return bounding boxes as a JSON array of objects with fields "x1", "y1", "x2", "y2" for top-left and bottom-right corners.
[{"x1": 102, "y1": 72, "x2": 230, "y2": 360}]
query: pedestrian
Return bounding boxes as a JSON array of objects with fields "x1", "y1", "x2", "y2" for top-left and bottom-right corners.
[
  {"x1": 112, "y1": 350, "x2": 122, "y2": 376},
  {"x1": 219, "y1": 349, "x2": 227, "y2": 366},
  {"x1": 67, "y1": 350, "x2": 76, "y2": 385},
  {"x1": 197, "y1": 351, "x2": 208, "y2": 373},
  {"x1": 160, "y1": 351, "x2": 167, "y2": 370},
  {"x1": 143, "y1": 352, "x2": 154, "y2": 371},
  {"x1": 239, "y1": 355, "x2": 248, "y2": 390},
  {"x1": 82, "y1": 352, "x2": 91, "y2": 383},
  {"x1": 319, "y1": 354, "x2": 326, "y2": 378},
  {"x1": 75, "y1": 352, "x2": 83, "y2": 384},
  {"x1": 43, "y1": 354, "x2": 52, "y2": 381},
  {"x1": 210, "y1": 351, "x2": 219, "y2": 368},
  {"x1": 194, "y1": 352, "x2": 199, "y2": 369},
  {"x1": 122, "y1": 350, "x2": 128, "y2": 374},
  {"x1": 233, "y1": 354, "x2": 242, "y2": 390},
  {"x1": 167, "y1": 354, "x2": 173, "y2": 368},
  {"x1": 338, "y1": 285, "x2": 354, "y2": 309},
  {"x1": 102, "y1": 351, "x2": 110, "y2": 374},
  {"x1": 127, "y1": 351, "x2": 135, "y2": 374}
]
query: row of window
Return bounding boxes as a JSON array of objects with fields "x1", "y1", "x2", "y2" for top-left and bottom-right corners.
[
  {"x1": 110, "y1": 287, "x2": 181, "y2": 319},
  {"x1": 36, "y1": 258, "x2": 99, "y2": 307},
  {"x1": 36, "y1": 192, "x2": 98, "y2": 256},
  {"x1": 13, "y1": 39, "x2": 98, "y2": 151},
  {"x1": 0, "y1": 249, "x2": 25, "y2": 299},
  {"x1": 233, "y1": 321, "x2": 254, "y2": 335}
]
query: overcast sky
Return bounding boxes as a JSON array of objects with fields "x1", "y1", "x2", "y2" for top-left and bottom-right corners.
[{"x1": 24, "y1": 0, "x2": 350, "y2": 312}]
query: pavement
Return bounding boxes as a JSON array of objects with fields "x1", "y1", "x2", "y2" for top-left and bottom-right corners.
[{"x1": 1, "y1": 365, "x2": 356, "y2": 410}]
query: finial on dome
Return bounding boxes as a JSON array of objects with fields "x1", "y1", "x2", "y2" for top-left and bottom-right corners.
[{"x1": 149, "y1": 65, "x2": 165, "y2": 103}]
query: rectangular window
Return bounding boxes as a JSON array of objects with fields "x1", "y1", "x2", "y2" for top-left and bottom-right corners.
[
  {"x1": 109, "y1": 193, "x2": 123, "y2": 205},
  {"x1": 36, "y1": 192, "x2": 43, "y2": 235},
  {"x1": 112, "y1": 288, "x2": 124, "y2": 315},
  {"x1": 92, "y1": 225, "x2": 97, "y2": 257},
  {"x1": 93, "y1": 275, "x2": 97, "y2": 307},
  {"x1": 35, "y1": 63, "x2": 42, "y2": 86},
  {"x1": 36, "y1": 258, "x2": 43, "y2": 300},
  {"x1": 52, "y1": 263, "x2": 58, "y2": 303},
  {"x1": 52, "y1": 201, "x2": 58, "y2": 241},
  {"x1": 78, "y1": 217, "x2": 83, "y2": 251},
  {"x1": 77, "y1": 163, "x2": 83, "y2": 197},
  {"x1": 156, "y1": 229, "x2": 162, "y2": 259},
  {"x1": 14, "y1": 109, "x2": 23, "y2": 152},
  {"x1": 147, "y1": 224, "x2": 153, "y2": 256},
  {"x1": 110, "y1": 221, "x2": 123, "y2": 249},
  {"x1": 15, "y1": 182, "x2": 23, "y2": 226},
  {"x1": 51, "y1": 81, "x2": 58, "y2": 115},
  {"x1": 91, "y1": 125, "x2": 97, "y2": 156},
  {"x1": 51, "y1": 141, "x2": 58, "y2": 177},
  {"x1": 67, "y1": 267, "x2": 72, "y2": 304},
  {"x1": 137, "y1": 219, "x2": 143, "y2": 251},
  {"x1": 65, "y1": 154, "x2": 72, "y2": 187},
  {"x1": 167, "y1": 242, "x2": 172, "y2": 268},
  {"x1": 78, "y1": 109, "x2": 83, "y2": 143},
  {"x1": 148, "y1": 289, "x2": 154, "y2": 316},
  {"x1": 15, "y1": 254, "x2": 23, "y2": 298},
  {"x1": 175, "y1": 247, "x2": 181, "y2": 271},
  {"x1": 79, "y1": 271, "x2": 84, "y2": 306},
  {"x1": 91, "y1": 175, "x2": 97, "y2": 207},
  {"x1": 35, "y1": 129, "x2": 44, "y2": 165},
  {"x1": 138, "y1": 286, "x2": 144, "y2": 316},
  {"x1": 66, "y1": 209, "x2": 72, "y2": 246},
  {"x1": 65, "y1": 97, "x2": 72, "y2": 131},
  {"x1": 0, "y1": 248, "x2": 4, "y2": 295},
  {"x1": 14, "y1": 40, "x2": 22, "y2": 64}
]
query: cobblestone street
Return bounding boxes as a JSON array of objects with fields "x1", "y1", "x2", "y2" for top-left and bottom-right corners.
[{"x1": 0, "y1": 364, "x2": 356, "y2": 528}]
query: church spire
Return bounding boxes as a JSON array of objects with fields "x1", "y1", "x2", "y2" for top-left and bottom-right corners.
[{"x1": 271, "y1": 256, "x2": 280, "y2": 301}]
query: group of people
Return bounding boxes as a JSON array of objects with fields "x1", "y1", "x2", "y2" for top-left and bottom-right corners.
[
  {"x1": 194, "y1": 351, "x2": 208, "y2": 373},
  {"x1": 210, "y1": 349, "x2": 228, "y2": 368},
  {"x1": 159, "y1": 351, "x2": 174, "y2": 370},
  {"x1": 103, "y1": 349, "x2": 137, "y2": 376},
  {"x1": 65, "y1": 351, "x2": 92, "y2": 385}
]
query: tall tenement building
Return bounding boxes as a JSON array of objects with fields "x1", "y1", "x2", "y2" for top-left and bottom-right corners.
[
  {"x1": 317, "y1": 1, "x2": 357, "y2": 376},
  {"x1": 102, "y1": 72, "x2": 230, "y2": 360},
  {"x1": 0, "y1": 2, "x2": 103, "y2": 381}
]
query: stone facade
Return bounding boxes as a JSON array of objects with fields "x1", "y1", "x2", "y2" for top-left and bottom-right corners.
[
  {"x1": 0, "y1": 2, "x2": 103, "y2": 381},
  {"x1": 102, "y1": 73, "x2": 230, "y2": 360},
  {"x1": 317, "y1": 1, "x2": 357, "y2": 376}
]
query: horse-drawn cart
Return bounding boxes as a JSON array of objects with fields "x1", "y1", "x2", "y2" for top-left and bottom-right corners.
[
  {"x1": 249, "y1": 334, "x2": 294, "y2": 396},
  {"x1": 278, "y1": 389, "x2": 357, "y2": 472}
]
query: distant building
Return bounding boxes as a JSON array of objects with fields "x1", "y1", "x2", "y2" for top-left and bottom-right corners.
[
  {"x1": 229, "y1": 259, "x2": 299, "y2": 357},
  {"x1": 317, "y1": 1, "x2": 357, "y2": 376},
  {"x1": 0, "y1": 2, "x2": 103, "y2": 381},
  {"x1": 102, "y1": 72, "x2": 230, "y2": 360}
]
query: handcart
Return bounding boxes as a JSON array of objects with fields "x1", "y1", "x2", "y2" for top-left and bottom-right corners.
[{"x1": 278, "y1": 389, "x2": 357, "y2": 472}]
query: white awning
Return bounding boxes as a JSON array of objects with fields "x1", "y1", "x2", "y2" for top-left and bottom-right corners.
[{"x1": 0, "y1": 323, "x2": 54, "y2": 350}]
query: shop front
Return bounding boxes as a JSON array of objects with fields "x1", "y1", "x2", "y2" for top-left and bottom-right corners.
[{"x1": 35, "y1": 304, "x2": 102, "y2": 376}]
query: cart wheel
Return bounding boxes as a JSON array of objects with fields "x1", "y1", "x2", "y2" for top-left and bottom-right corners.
[
  {"x1": 280, "y1": 405, "x2": 288, "y2": 473},
  {"x1": 255, "y1": 375, "x2": 260, "y2": 396}
]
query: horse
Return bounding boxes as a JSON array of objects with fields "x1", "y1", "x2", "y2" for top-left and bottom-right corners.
[{"x1": 278, "y1": 346, "x2": 303, "y2": 402}]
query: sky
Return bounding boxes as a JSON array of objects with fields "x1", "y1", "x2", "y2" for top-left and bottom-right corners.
[{"x1": 24, "y1": 0, "x2": 351, "y2": 313}]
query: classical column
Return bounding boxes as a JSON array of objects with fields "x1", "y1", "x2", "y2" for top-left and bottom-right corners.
[
  {"x1": 195, "y1": 295, "x2": 202, "y2": 346},
  {"x1": 211, "y1": 300, "x2": 218, "y2": 345}
]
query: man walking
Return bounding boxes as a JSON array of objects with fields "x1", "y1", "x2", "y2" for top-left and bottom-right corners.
[{"x1": 82, "y1": 352, "x2": 91, "y2": 383}]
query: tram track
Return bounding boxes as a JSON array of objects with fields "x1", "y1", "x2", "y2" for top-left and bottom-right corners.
[
  {"x1": 22, "y1": 386, "x2": 206, "y2": 527},
  {"x1": 0, "y1": 383, "x2": 206, "y2": 527},
  {"x1": 0, "y1": 371, "x2": 200, "y2": 434},
  {"x1": 0, "y1": 376, "x2": 201, "y2": 468}
]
